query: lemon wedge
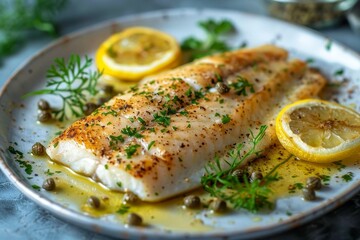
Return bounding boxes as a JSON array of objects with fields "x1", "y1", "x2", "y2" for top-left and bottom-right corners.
[
  {"x1": 96, "y1": 27, "x2": 181, "y2": 81},
  {"x1": 276, "y1": 99, "x2": 360, "y2": 163}
]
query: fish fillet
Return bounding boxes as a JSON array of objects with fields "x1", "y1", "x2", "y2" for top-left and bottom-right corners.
[{"x1": 46, "y1": 45, "x2": 326, "y2": 201}]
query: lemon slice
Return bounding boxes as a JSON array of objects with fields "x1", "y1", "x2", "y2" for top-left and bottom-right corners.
[
  {"x1": 96, "y1": 27, "x2": 180, "y2": 81},
  {"x1": 276, "y1": 99, "x2": 360, "y2": 163}
]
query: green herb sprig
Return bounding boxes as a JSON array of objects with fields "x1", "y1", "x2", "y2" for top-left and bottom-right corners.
[
  {"x1": 181, "y1": 19, "x2": 235, "y2": 61},
  {"x1": 24, "y1": 55, "x2": 102, "y2": 121},
  {"x1": 201, "y1": 126, "x2": 291, "y2": 212},
  {"x1": 0, "y1": 0, "x2": 67, "y2": 63}
]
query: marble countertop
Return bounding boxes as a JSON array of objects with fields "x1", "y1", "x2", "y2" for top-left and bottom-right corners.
[{"x1": 1, "y1": 1, "x2": 360, "y2": 239}]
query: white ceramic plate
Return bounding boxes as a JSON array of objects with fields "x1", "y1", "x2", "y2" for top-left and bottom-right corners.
[{"x1": 1, "y1": 9, "x2": 360, "y2": 239}]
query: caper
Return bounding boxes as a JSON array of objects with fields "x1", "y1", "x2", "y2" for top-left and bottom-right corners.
[
  {"x1": 302, "y1": 187, "x2": 316, "y2": 201},
  {"x1": 232, "y1": 169, "x2": 246, "y2": 182},
  {"x1": 83, "y1": 103, "x2": 98, "y2": 116},
  {"x1": 250, "y1": 171, "x2": 263, "y2": 182},
  {"x1": 37, "y1": 99, "x2": 50, "y2": 111},
  {"x1": 126, "y1": 213, "x2": 142, "y2": 226},
  {"x1": 32, "y1": 142, "x2": 46, "y2": 156},
  {"x1": 87, "y1": 196, "x2": 101, "y2": 209},
  {"x1": 123, "y1": 192, "x2": 138, "y2": 203},
  {"x1": 102, "y1": 85, "x2": 114, "y2": 95},
  {"x1": 38, "y1": 111, "x2": 52, "y2": 122},
  {"x1": 306, "y1": 176, "x2": 322, "y2": 190},
  {"x1": 42, "y1": 178, "x2": 56, "y2": 191},
  {"x1": 215, "y1": 82, "x2": 230, "y2": 94},
  {"x1": 184, "y1": 195, "x2": 201, "y2": 209},
  {"x1": 209, "y1": 198, "x2": 227, "y2": 213}
]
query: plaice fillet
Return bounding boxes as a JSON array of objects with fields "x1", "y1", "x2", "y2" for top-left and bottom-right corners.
[{"x1": 46, "y1": 45, "x2": 326, "y2": 201}]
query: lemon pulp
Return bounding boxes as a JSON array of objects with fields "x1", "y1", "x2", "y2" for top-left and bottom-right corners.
[
  {"x1": 276, "y1": 99, "x2": 360, "y2": 163},
  {"x1": 96, "y1": 27, "x2": 180, "y2": 81},
  {"x1": 289, "y1": 105, "x2": 360, "y2": 148},
  {"x1": 107, "y1": 33, "x2": 173, "y2": 65}
]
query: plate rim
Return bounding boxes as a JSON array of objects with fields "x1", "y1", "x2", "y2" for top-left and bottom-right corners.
[{"x1": 1, "y1": 7, "x2": 360, "y2": 239}]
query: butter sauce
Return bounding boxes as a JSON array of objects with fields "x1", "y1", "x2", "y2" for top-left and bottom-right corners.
[{"x1": 34, "y1": 143, "x2": 358, "y2": 232}]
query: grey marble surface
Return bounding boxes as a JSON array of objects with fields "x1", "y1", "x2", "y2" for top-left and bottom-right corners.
[{"x1": 1, "y1": 1, "x2": 360, "y2": 239}]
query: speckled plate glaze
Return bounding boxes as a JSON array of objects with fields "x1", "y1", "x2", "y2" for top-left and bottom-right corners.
[{"x1": 1, "y1": 8, "x2": 360, "y2": 240}]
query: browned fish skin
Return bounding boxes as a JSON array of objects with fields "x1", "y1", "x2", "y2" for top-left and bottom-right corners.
[{"x1": 47, "y1": 45, "x2": 326, "y2": 201}]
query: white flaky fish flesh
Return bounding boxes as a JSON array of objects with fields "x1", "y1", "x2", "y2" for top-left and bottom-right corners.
[{"x1": 46, "y1": 45, "x2": 326, "y2": 201}]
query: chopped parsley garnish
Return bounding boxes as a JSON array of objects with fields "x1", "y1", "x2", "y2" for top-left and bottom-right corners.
[
  {"x1": 105, "y1": 164, "x2": 109, "y2": 170},
  {"x1": 116, "y1": 204, "x2": 130, "y2": 214},
  {"x1": 8, "y1": 146, "x2": 32, "y2": 175},
  {"x1": 129, "y1": 86, "x2": 138, "y2": 93},
  {"x1": 221, "y1": 114, "x2": 231, "y2": 124},
  {"x1": 341, "y1": 172, "x2": 353, "y2": 182},
  {"x1": 8, "y1": 146, "x2": 24, "y2": 158},
  {"x1": 230, "y1": 76, "x2": 254, "y2": 96},
  {"x1": 333, "y1": 160, "x2": 346, "y2": 171},
  {"x1": 185, "y1": 88, "x2": 192, "y2": 97},
  {"x1": 306, "y1": 58, "x2": 314, "y2": 64},
  {"x1": 325, "y1": 40, "x2": 332, "y2": 51},
  {"x1": 121, "y1": 126, "x2": 143, "y2": 138},
  {"x1": 319, "y1": 174, "x2": 331, "y2": 185},
  {"x1": 180, "y1": 110, "x2": 189, "y2": 116},
  {"x1": 102, "y1": 109, "x2": 118, "y2": 116},
  {"x1": 109, "y1": 135, "x2": 125, "y2": 149},
  {"x1": 116, "y1": 182, "x2": 122, "y2": 188},
  {"x1": 32, "y1": 185, "x2": 41, "y2": 191},
  {"x1": 125, "y1": 164, "x2": 132, "y2": 171},
  {"x1": 55, "y1": 131, "x2": 63, "y2": 136},
  {"x1": 239, "y1": 41, "x2": 247, "y2": 48},
  {"x1": 147, "y1": 141, "x2": 155, "y2": 150},
  {"x1": 125, "y1": 144, "x2": 140, "y2": 159},
  {"x1": 333, "y1": 68, "x2": 344, "y2": 76},
  {"x1": 44, "y1": 169, "x2": 55, "y2": 176},
  {"x1": 153, "y1": 111, "x2": 171, "y2": 127},
  {"x1": 288, "y1": 182, "x2": 304, "y2": 193},
  {"x1": 137, "y1": 117, "x2": 146, "y2": 125},
  {"x1": 215, "y1": 73, "x2": 223, "y2": 82}
]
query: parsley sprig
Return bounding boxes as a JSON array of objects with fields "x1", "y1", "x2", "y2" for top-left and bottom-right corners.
[
  {"x1": 0, "y1": 0, "x2": 67, "y2": 63},
  {"x1": 24, "y1": 55, "x2": 102, "y2": 121},
  {"x1": 181, "y1": 19, "x2": 235, "y2": 61},
  {"x1": 201, "y1": 126, "x2": 291, "y2": 212}
]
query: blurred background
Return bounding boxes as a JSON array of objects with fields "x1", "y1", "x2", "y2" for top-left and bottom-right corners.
[
  {"x1": 0, "y1": 0, "x2": 359, "y2": 82},
  {"x1": 0, "y1": 0, "x2": 360, "y2": 239}
]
